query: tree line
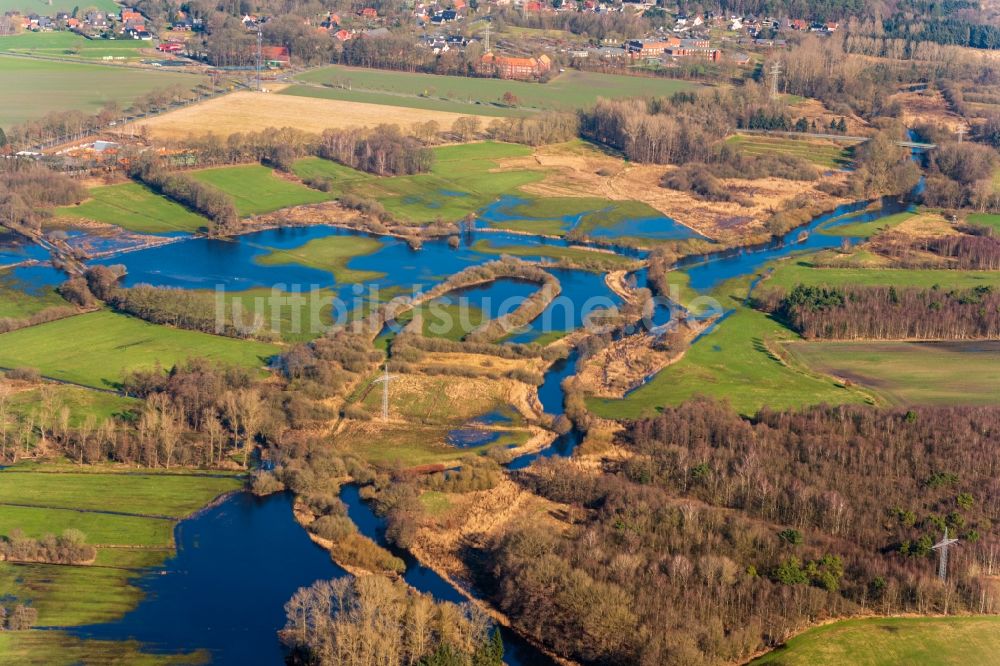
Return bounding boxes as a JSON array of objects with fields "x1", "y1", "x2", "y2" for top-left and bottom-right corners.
[
  {"x1": 755, "y1": 283, "x2": 1000, "y2": 339},
  {"x1": 0, "y1": 528, "x2": 95, "y2": 565},
  {"x1": 129, "y1": 155, "x2": 238, "y2": 230}
]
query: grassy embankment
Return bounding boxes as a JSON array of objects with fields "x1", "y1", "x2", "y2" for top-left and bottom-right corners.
[
  {"x1": 254, "y1": 235, "x2": 385, "y2": 283},
  {"x1": 289, "y1": 66, "x2": 699, "y2": 115},
  {"x1": 189, "y1": 164, "x2": 331, "y2": 217},
  {"x1": 55, "y1": 183, "x2": 210, "y2": 234},
  {"x1": 725, "y1": 133, "x2": 857, "y2": 170},
  {"x1": 752, "y1": 616, "x2": 1000, "y2": 666},
  {"x1": 470, "y1": 239, "x2": 640, "y2": 271},
  {"x1": 0, "y1": 310, "x2": 278, "y2": 388},
  {"x1": 0, "y1": 463, "x2": 241, "y2": 663},
  {"x1": 0, "y1": 55, "x2": 206, "y2": 128},
  {"x1": 6, "y1": 382, "x2": 138, "y2": 425},
  {"x1": 968, "y1": 212, "x2": 1000, "y2": 234}
]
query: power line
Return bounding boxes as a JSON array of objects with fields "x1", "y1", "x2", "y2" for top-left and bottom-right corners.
[
  {"x1": 372, "y1": 363, "x2": 398, "y2": 422},
  {"x1": 255, "y1": 27, "x2": 262, "y2": 92},
  {"x1": 932, "y1": 528, "x2": 960, "y2": 581},
  {"x1": 769, "y1": 60, "x2": 781, "y2": 99}
]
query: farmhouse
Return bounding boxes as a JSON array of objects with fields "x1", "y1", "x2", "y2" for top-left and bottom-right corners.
[{"x1": 476, "y1": 52, "x2": 551, "y2": 80}]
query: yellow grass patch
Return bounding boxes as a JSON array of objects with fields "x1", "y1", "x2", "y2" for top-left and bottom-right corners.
[
  {"x1": 888, "y1": 89, "x2": 968, "y2": 133},
  {"x1": 496, "y1": 141, "x2": 850, "y2": 240},
  {"x1": 893, "y1": 211, "x2": 958, "y2": 238},
  {"x1": 127, "y1": 91, "x2": 489, "y2": 140},
  {"x1": 789, "y1": 97, "x2": 870, "y2": 135}
]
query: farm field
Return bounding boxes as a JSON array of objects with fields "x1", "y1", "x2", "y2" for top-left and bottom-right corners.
[
  {"x1": 131, "y1": 90, "x2": 487, "y2": 140},
  {"x1": 587, "y1": 301, "x2": 868, "y2": 418},
  {"x1": 783, "y1": 340, "x2": 1000, "y2": 406},
  {"x1": 762, "y1": 257, "x2": 1000, "y2": 291},
  {"x1": 0, "y1": 55, "x2": 206, "y2": 128},
  {"x1": 752, "y1": 616, "x2": 1000, "y2": 665},
  {"x1": 0, "y1": 632, "x2": 204, "y2": 666},
  {"x1": 281, "y1": 83, "x2": 525, "y2": 118},
  {"x1": 0, "y1": 31, "x2": 148, "y2": 60},
  {"x1": 725, "y1": 133, "x2": 857, "y2": 169},
  {"x1": 0, "y1": 311, "x2": 278, "y2": 388},
  {"x1": 292, "y1": 66, "x2": 700, "y2": 112},
  {"x1": 190, "y1": 164, "x2": 330, "y2": 216},
  {"x1": 55, "y1": 182, "x2": 210, "y2": 234}
]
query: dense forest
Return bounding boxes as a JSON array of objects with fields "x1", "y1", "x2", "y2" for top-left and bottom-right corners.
[{"x1": 488, "y1": 399, "x2": 1000, "y2": 665}]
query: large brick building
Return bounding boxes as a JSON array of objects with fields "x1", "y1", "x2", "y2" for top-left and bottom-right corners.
[{"x1": 477, "y1": 53, "x2": 552, "y2": 80}]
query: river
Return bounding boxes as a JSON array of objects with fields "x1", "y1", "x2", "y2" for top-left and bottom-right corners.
[{"x1": 3, "y1": 156, "x2": 923, "y2": 664}]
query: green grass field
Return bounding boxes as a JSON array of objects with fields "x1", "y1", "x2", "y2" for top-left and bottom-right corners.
[
  {"x1": 967, "y1": 212, "x2": 1000, "y2": 234},
  {"x1": 341, "y1": 141, "x2": 541, "y2": 223},
  {"x1": 189, "y1": 165, "x2": 330, "y2": 216},
  {"x1": 291, "y1": 67, "x2": 699, "y2": 113},
  {"x1": 821, "y1": 210, "x2": 916, "y2": 237},
  {"x1": 0, "y1": 311, "x2": 278, "y2": 388},
  {"x1": 281, "y1": 83, "x2": 525, "y2": 118},
  {"x1": 6, "y1": 383, "x2": 139, "y2": 426},
  {"x1": 753, "y1": 616, "x2": 1000, "y2": 665},
  {"x1": 0, "y1": 31, "x2": 146, "y2": 61},
  {"x1": 0, "y1": 631, "x2": 206, "y2": 665},
  {"x1": 56, "y1": 182, "x2": 210, "y2": 234},
  {"x1": 726, "y1": 134, "x2": 856, "y2": 169},
  {"x1": 763, "y1": 258, "x2": 1000, "y2": 291},
  {"x1": 341, "y1": 423, "x2": 524, "y2": 467},
  {"x1": 0, "y1": 55, "x2": 206, "y2": 128},
  {"x1": 783, "y1": 340, "x2": 1000, "y2": 406},
  {"x1": 0, "y1": 0, "x2": 118, "y2": 14},
  {"x1": 0, "y1": 465, "x2": 241, "y2": 628},
  {"x1": 291, "y1": 156, "x2": 374, "y2": 185},
  {"x1": 587, "y1": 302, "x2": 868, "y2": 418},
  {"x1": 0, "y1": 270, "x2": 68, "y2": 319},
  {"x1": 470, "y1": 239, "x2": 640, "y2": 271},
  {"x1": 256, "y1": 234, "x2": 386, "y2": 283}
]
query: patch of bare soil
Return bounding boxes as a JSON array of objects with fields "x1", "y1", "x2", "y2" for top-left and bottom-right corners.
[{"x1": 888, "y1": 89, "x2": 969, "y2": 133}]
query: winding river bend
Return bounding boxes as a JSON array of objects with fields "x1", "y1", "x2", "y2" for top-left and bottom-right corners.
[{"x1": 7, "y1": 180, "x2": 920, "y2": 663}]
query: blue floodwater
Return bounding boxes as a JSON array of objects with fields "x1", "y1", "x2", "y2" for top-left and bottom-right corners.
[
  {"x1": 536, "y1": 350, "x2": 579, "y2": 415},
  {"x1": 446, "y1": 428, "x2": 503, "y2": 448},
  {"x1": 586, "y1": 214, "x2": 702, "y2": 241},
  {"x1": 677, "y1": 197, "x2": 912, "y2": 292},
  {"x1": 0, "y1": 234, "x2": 50, "y2": 267},
  {"x1": 69, "y1": 492, "x2": 347, "y2": 665},
  {"x1": 476, "y1": 195, "x2": 586, "y2": 235},
  {"x1": 339, "y1": 485, "x2": 554, "y2": 666}
]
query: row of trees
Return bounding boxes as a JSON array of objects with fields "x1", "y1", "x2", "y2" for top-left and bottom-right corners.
[
  {"x1": 129, "y1": 155, "x2": 238, "y2": 230},
  {"x1": 316, "y1": 125, "x2": 433, "y2": 177},
  {"x1": 756, "y1": 283, "x2": 1000, "y2": 339},
  {"x1": 871, "y1": 227, "x2": 1000, "y2": 270},
  {"x1": 0, "y1": 528, "x2": 95, "y2": 565}
]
